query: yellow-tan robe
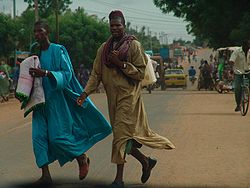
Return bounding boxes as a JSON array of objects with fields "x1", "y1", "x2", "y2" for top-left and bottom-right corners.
[{"x1": 84, "y1": 40, "x2": 175, "y2": 164}]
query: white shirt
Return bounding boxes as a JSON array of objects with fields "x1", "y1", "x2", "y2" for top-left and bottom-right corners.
[{"x1": 229, "y1": 47, "x2": 250, "y2": 74}]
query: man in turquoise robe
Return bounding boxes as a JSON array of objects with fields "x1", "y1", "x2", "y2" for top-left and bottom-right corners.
[{"x1": 28, "y1": 20, "x2": 112, "y2": 184}]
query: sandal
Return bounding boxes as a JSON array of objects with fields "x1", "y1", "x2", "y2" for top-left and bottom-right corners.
[
  {"x1": 141, "y1": 157, "x2": 157, "y2": 184},
  {"x1": 78, "y1": 155, "x2": 90, "y2": 180}
]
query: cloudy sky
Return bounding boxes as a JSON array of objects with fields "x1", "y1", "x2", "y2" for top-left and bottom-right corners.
[{"x1": 1, "y1": 0, "x2": 194, "y2": 43}]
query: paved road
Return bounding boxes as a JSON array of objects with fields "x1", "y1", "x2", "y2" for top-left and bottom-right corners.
[{"x1": 0, "y1": 49, "x2": 250, "y2": 188}]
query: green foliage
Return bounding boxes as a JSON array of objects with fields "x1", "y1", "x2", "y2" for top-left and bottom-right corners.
[
  {"x1": 1, "y1": 3, "x2": 163, "y2": 71},
  {"x1": 58, "y1": 8, "x2": 110, "y2": 69},
  {"x1": 154, "y1": 0, "x2": 250, "y2": 48},
  {"x1": 0, "y1": 13, "x2": 18, "y2": 59},
  {"x1": 17, "y1": 9, "x2": 36, "y2": 50},
  {"x1": 24, "y1": 0, "x2": 72, "y2": 18},
  {"x1": 126, "y1": 23, "x2": 161, "y2": 53}
]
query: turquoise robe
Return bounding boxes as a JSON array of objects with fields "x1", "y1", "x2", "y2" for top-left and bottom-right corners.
[{"x1": 32, "y1": 43, "x2": 112, "y2": 167}]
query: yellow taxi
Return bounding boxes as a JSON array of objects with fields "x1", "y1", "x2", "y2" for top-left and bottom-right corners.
[{"x1": 165, "y1": 68, "x2": 187, "y2": 89}]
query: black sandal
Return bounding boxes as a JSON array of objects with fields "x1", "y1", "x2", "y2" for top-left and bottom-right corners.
[{"x1": 141, "y1": 157, "x2": 157, "y2": 183}]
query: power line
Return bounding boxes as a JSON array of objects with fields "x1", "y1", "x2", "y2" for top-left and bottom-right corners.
[
  {"x1": 93, "y1": 0, "x2": 182, "y2": 22},
  {"x1": 84, "y1": 9, "x2": 188, "y2": 25}
]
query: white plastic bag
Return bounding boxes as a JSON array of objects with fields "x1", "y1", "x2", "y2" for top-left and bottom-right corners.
[{"x1": 141, "y1": 54, "x2": 157, "y2": 86}]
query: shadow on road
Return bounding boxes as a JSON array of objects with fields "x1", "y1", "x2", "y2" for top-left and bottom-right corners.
[
  {"x1": 5, "y1": 180, "x2": 232, "y2": 188},
  {"x1": 181, "y1": 112, "x2": 237, "y2": 116}
]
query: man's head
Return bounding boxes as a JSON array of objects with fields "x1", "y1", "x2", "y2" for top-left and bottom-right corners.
[
  {"x1": 34, "y1": 20, "x2": 50, "y2": 44},
  {"x1": 109, "y1": 10, "x2": 125, "y2": 26},
  {"x1": 109, "y1": 10, "x2": 125, "y2": 39}
]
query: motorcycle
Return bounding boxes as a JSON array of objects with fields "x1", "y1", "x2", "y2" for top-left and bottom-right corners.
[
  {"x1": 214, "y1": 79, "x2": 233, "y2": 93},
  {"x1": 189, "y1": 76, "x2": 197, "y2": 85}
]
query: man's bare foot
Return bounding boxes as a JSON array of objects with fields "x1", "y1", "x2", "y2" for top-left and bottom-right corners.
[{"x1": 33, "y1": 175, "x2": 53, "y2": 185}]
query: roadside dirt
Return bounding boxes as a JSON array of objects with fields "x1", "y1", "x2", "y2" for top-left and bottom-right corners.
[{"x1": 0, "y1": 48, "x2": 249, "y2": 188}]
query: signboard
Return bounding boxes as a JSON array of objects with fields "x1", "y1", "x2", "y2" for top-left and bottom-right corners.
[{"x1": 160, "y1": 48, "x2": 169, "y2": 59}]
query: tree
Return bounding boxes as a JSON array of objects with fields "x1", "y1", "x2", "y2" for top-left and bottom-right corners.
[
  {"x1": 153, "y1": 0, "x2": 250, "y2": 48},
  {"x1": 53, "y1": 8, "x2": 110, "y2": 69},
  {"x1": 126, "y1": 22, "x2": 161, "y2": 53},
  {"x1": 0, "y1": 14, "x2": 17, "y2": 60},
  {"x1": 24, "y1": 0, "x2": 72, "y2": 42},
  {"x1": 1, "y1": 6, "x2": 162, "y2": 72},
  {"x1": 17, "y1": 9, "x2": 36, "y2": 50},
  {"x1": 24, "y1": 0, "x2": 72, "y2": 18}
]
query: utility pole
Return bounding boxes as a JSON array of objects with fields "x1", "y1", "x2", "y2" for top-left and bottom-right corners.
[
  {"x1": 55, "y1": 0, "x2": 59, "y2": 43},
  {"x1": 147, "y1": 27, "x2": 152, "y2": 51},
  {"x1": 13, "y1": 0, "x2": 16, "y2": 19},
  {"x1": 34, "y1": 0, "x2": 39, "y2": 21},
  {"x1": 149, "y1": 31, "x2": 152, "y2": 51},
  {"x1": 13, "y1": 0, "x2": 16, "y2": 67}
]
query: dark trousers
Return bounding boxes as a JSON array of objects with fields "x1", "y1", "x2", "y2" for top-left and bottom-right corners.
[{"x1": 234, "y1": 73, "x2": 250, "y2": 106}]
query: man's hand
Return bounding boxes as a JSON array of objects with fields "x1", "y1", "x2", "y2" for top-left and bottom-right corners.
[
  {"x1": 29, "y1": 68, "x2": 48, "y2": 77},
  {"x1": 108, "y1": 50, "x2": 123, "y2": 68},
  {"x1": 77, "y1": 92, "x2": 88, "y2": 106}
]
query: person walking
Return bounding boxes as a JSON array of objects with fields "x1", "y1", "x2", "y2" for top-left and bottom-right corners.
[
  {"x1": 27, "y1": 20, "x2": 112, "y2": 184},
  {"x1": 0, "y1": 60, "x2": 11, "y2": 102},
  {"x1": 229, "y1": 39, "x2": 250, "y2": 112},
  {"x1": 77, "y1": 64, "x2": 90, "y2": 88},
  {"x1": 77, "y1": 10, "x2": 175, "y2": 188},
  {"x1": 217, "y1": 51, "x2": 226, "y2": 81},
  {"x1": 201, "y1": 60, "x2": 212, "y2": 90}
]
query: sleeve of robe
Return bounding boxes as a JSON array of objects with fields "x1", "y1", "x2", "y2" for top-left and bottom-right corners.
[
  {"x1": 84, "y1": 45, "x2": 103, "y2": 95},
  {"x1": 49, "y1": 48, "x2": 73, "y2": 90},
  {"x1": 120, "y1": 40, "x2": 147, "y2": 81}
]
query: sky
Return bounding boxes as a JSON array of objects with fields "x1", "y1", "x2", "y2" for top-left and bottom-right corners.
[{"x1": 1, "y1": 0, "x2": 195, "y2": 43}]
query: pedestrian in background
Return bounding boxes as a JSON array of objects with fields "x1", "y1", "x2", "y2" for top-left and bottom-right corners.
[
  {"x1": 217, "y1": 51, "x2": 226, "y2": 81},
  {"x1": 12, "y1": 60, "x2": 21, "y2": 91},
  {"x1": 0, "y1": 60, "x2": 11, "y2": 102},
  {"x1": 229, "y1": 39, "x2": 250, "y2": 112},
  {"x1": 28, "y1": 20, "x2": 111, "y2": 184},
  {"x1": 77, "y1": 10, "x2": 175, "y2": 188},
  {"x1": 201, "y1": 60, "x2": 212, "y2": 90},
  {"x1": 77, "y1": 64, "x2": 90, "y2": 88}
]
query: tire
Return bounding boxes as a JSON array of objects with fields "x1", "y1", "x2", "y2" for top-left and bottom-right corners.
[
  {"x1": 214, "y1": 80, "x2": 223, "y2": 93},
  {"x1": 215, "y1": 84, "x2": 222, "y2": 93},
  {"x1": 241, "y1": 86, "x2": 250, "y2": 116}
]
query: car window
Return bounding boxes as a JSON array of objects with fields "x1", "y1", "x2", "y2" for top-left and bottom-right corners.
[{"x1": 165, "y1": 69, "x2": 184, "y2": 75}]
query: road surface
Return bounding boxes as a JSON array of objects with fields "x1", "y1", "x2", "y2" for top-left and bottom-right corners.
[{"x1": 0, "y1": 49, "x2": 249, "y2": 188}]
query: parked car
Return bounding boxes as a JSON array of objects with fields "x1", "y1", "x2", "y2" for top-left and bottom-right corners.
[{"x1": 165, "y1": 69, "x2": 187, "y2": 89}]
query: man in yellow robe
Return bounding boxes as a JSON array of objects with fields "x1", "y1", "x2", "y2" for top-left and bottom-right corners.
[{"x1": 77, "y1": 10, "x2": 175, "y2": 188}]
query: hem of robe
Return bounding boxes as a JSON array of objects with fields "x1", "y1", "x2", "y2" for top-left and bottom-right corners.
[
  {"x1": 36, "y1": 131, "x2": 111, "y2": 168},
  {"x1": 57, "y1": 129, "x2": 112, "y2": 167},
  {"x1": 36, "y1": 151, "x2": 56, "y2": 168},
  {"x1": 35, "y1": 129, "x2": 111, "y2": 168},
  {"x1": 111, "y1": 135, "x2": 175, "y2": 164}
]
